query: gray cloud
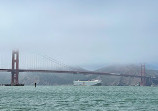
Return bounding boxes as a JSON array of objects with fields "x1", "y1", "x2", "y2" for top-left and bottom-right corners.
[{"x1": 0, "y1": 0, "x2": 158, "y2": 70}]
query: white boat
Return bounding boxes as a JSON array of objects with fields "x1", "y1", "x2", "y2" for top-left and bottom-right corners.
[{"x1": 73, "y1": 80, "x2": 102, "y2": 86}]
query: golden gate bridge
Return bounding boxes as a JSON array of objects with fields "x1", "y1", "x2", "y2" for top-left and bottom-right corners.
[{"x1": 0, "y1": 50, "x2": 151, "y2": 86}]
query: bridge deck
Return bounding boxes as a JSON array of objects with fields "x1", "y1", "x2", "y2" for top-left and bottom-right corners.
[{"x1": 0, "y1": 69, "x2": 147, "y2": 78}]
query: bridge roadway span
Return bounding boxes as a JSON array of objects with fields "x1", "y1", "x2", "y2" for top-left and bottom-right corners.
[{"x1": 0, "y1": 69, "x2": 147, "y2": 78}]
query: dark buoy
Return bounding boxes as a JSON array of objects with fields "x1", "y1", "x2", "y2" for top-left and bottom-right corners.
[{"x1": 35, "y1": 82, "x2": 36, "y2": 87}]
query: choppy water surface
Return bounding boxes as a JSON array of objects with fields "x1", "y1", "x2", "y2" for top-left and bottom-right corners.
[{"x1": 0, "y1": 86, "x2": 158, "y2": 111}]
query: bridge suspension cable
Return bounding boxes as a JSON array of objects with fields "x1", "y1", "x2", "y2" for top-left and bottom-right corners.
[{"x1": 19, "y1": 51, "x2": 87, "y2": 72}]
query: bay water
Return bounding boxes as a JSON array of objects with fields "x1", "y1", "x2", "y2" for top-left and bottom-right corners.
[{"x1": 0, "y1": 86, "x2": 158, "y2": 111}]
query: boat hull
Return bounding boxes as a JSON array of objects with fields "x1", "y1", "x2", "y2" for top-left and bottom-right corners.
[{"x1": 73, "y1": 80, "x2": 102, "y2": 86}]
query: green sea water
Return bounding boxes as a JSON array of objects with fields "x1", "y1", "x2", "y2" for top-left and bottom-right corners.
[{"x1": 0, "y1": 86, "x2": 158, "y2": 111}]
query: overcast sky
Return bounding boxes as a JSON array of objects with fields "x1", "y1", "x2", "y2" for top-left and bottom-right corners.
[{"x1": 0, "y1": 0, "x2": 158, "y2": 70}]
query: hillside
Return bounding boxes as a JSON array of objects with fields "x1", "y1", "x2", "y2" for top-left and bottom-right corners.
[{"x1": 96, "y1": 64, "x2": 141, "y2": 86}]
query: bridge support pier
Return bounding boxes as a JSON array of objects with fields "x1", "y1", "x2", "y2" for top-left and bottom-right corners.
[
  {"x1": 11, "y1": 50, "x2": 19, "y2": 86},
  {"x1": 140, "y1": 64, "x2": 146, "y2": 86}
]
